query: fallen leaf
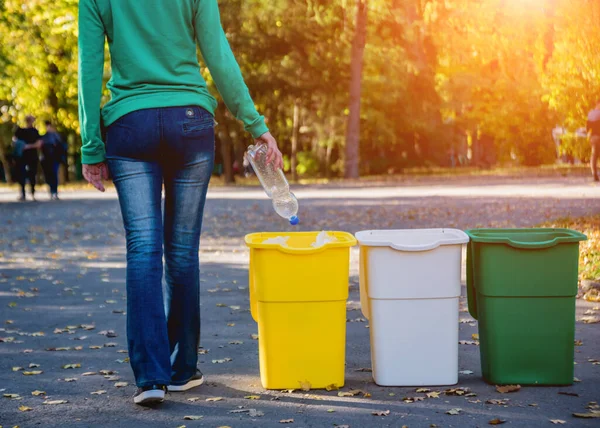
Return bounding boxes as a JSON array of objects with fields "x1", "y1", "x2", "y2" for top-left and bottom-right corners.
[
  {"x1": 99, "y1": 370, "x2": 116, "y2": 375},
  {"x1": 22, "y1": 371, "x2": 43, "y2": 376},
  {"x1": 43, "y1": 400, "x2": 68, "y2": 405},
  {"x1": 245, "y1": 395, "x2": 261, "y2": 400},
  {"x1": 326, "y1": 384, "x2": 340, "y2": 391},
  {"x1": 426, "y1": 391, "x2": 441, "y2": 398},
  {"x1": 104, "y1": 342, "x2": 117, "y2": 347},
  {"x1": 445, "y1": 387, "x2": 471, "y2": 396},
  {"x1": 550, "y1": 420, "x2": 566, "y2": 424},
  {"x1": 198, "y1": 349, "x2": 209, "y2": 354},
  {"x1": 216, "y1": 303, "x2": 227, "y2": 307},
  {"x1": 489, "y1": 418, "x2": 506, "y2": 425},
  {"x1": 402, "y1": 396, "x2": 425, "y2": 403},
  {"x1": 205, "y1": 397, "x2": 224, "y2": 402},
  {"x1": 62, "y1": 363, "x2": 81, "y2": 369},
  {"x1": 229, "y1": 340, "x2": 243, "y2": 345},
  {"x1": 338, "y1": 390, "x2": 362, "y2": 397},
  {"x1": 558, "y1": 391, "x2": 579, "y2": 397},
  {"x1": 212, "y1": 358, "x2": 232, "y2": 364},
  {"x1": 573, "y1": 412, "x2": 600, "y2": 418},
  {"x1": 114, "y1": 382, "x2": 128, "y2": 388},
  {"x1": 230, "y1": 306, "x2": 241, "y2": 310},
  {"x1": 573, "y1": 377, "x2": 582, "y2": 382},
  {"x1": 472, "y1": 333, "x2": 479, "y2": 340},
  {"x1": 355, "y1": 367, "x2": 372, "y2": 372},
  {"x1": 12, "y1": 367, "x2": 24, "y2": 372},
  {"x1": 446, "y1": 408, "x2": 462, "y2": 415},
  {"x1": 575, "y1": 340, "x2": 583, "y2": 346},
  {"x1": 459, "y1": 340, "x2": 479, "y2": 345},
  {"x1": 82, "y1": 372, "x2": 98, "y2": 376},
  {"x1": 279, "y1": 419, "x2": 294, "y2": 424},
  {"x1": 31, "y1": 390, "x2": 45, "y2": 396},
  {"x1": 18, "y1": 405, "x2": 33, "y2": 412},
  {"x1": 28, "y1": 363, "x2": 40, "y2": 368},
  {"x1": 459, "y1": 370, "x2": 474, "y2": 375},
  {"x1": 91, "y1": 390, "x2": 106, "y2": 395},
  {"x1": 89, "y1": 346, "x2": 101, "y2": 350},
  {"x1": 4, "y1": 393, "x2": 21, "y2": 398},
  {"x1": 183, "y1": 415, "x2": 203, "y2": 420},
  {"x1": 327, "y1": 409, "x2": 335, "y2": 413},
  {"x1": 496, "y1": 385, "x2": 521, "y2": 394},
  {"x1": 486, "y1": 399, "x2": 509, "y2": 405},
  {"x1": 416, "y1": 388, "x2": 431, "y2": 393},
  {"x1": 299, "y1": 381, "x2": 311, "y2": 391},
  {"x1": 63, "y1": 378, "x2": 77, "y2": 382},
  {"x1": 227, "y1": 323, "x2": 235, "y2": 327}
]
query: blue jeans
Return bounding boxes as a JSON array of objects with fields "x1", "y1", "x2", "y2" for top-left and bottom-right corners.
[{"x1": 106, "y1": 106, "x2": 215, "y2": 388}]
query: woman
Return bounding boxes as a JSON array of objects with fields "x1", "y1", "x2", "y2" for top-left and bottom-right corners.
[{"x1": 78, "y1": 0, "x2": 283, "y2": 405}]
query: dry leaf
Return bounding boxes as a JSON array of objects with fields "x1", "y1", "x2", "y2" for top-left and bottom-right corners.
[
  {"x1": 279, "y1": 419, "x2": 294, "y2": 424},
  {"x1": 18, "y1": 405, "x2": 33, "y2": 412},
  {"x1": 573, "y1": 412, "x2": 600, "y2": 418},
  {"x1": 496, "y1": 385, "x2": 521, "y2": 394},
  {"x1": 372, "y1": 410, "x2": 390, "y2": 416},
  {"x1": 245, "y1": 395, "x2": 261, "y2": 400},
  {"x1": 489, "y1": 418, "x2": 506, "y2": 425},
  {"x1": 91, "y1": 390, "x2": 106, "y2": 395},
  {"x1": 445, "y1": 387, "x2": 471, "y2": 396},
  {"x1": 326, "y1": 384, "x2": 340, "y2": 391},
  {"x1": 205, "y1": 397, "x2": 224, "y2": 402},
  {"x1": 550, "y1": 420, "x2": 566, "y2": 424},
  {"x1": 28, "y1": 363, "x2": 40, "y2": 368},
  {"x1": 43, "y1": 400, "x2": 68, "y2": 405},
  {"x1": 402, "y1": 396, "x2": 425, "y2": 403},
  {"x1": 472, "y1": 333, "x2": 479, "y2": 340},
  {"x1": 426, "y1": 391, "x2": 441, "y2": 398},
  {"x1": 64, "y1": 378, "x2": 77, "y2": 382},
  {"x1": 580, "y1": 316, "x2": 600, "y2": 324},
  {"x1": 251, "y1": 334, "x2": 259, "y2": 340},
  {"x1": 459, "y1": 340, "x2": 479, "y2": 345},
  {"x1": 12, "y1": 367, "x2": 23, "y2": 372},
  {"x1": 216, "y1": 303, "x2": 227, "y2": 307},
  {"x1": 31, "y1": 390, "x2": 45, "y2": 396},
  {"x1": 573, "y1": 377, "x2": 582, "y2": 382},
  {"x1": 82, "y1": 372, "x2": 98, "y2": 376},
  {"x1": 62, "y1": 363, "x2": 81, "y2": 369},
  {"x1": 229, "y1": 340, "x2": 243, "y2": 345},
  {"x1": 416, "y1": 388, "x2": 431, "y2": 393},
  {"x1": 22, "y1": 370, "x2": 42, "y2": 375},
  {"x1": 114, "y1": 382, "x2": 128, "y2": 388},
  {"x1": 299, "y1": 381, "x2": 311, "y2": 391},
  {"x1": 4, "y1": 393, "x2": 21, "y2": 398},
  {"x1": 355, "y1": 367, "x2": 372, "y2": 372},
  {"x1": 212, "y1": 358, "x2": 232, "y2": 364},
  {"x1": 486, "y1": 399, "x2": 509, "y2": 405},
  {"x1": 183, "y1": 415, "x2": 203, "y2": 420},
  {"x1": 446, "y1": 408, "x2": 462, "y2": 415},
  {"x1": 459, "y1": 370, "x2": 474, "y2": 375},
  {"x1": 574, "y1": 340, "x2": 583, "y2": 346}
]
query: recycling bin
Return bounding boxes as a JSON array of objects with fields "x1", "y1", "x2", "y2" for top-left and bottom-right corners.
[
  {"x1": 356, "y1": 228, "x2": 469, "y2": 386},
  {"x1": 245, "y1": 231, "x2": 356, "y2": 390},
  {"x1": 466, "y1": 228, "x2": 587, "y2": 385}
]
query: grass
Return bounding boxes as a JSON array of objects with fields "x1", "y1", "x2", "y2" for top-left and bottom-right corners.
[{"x1": 540, "y1": 215, "x2": 600, "y2": 281}]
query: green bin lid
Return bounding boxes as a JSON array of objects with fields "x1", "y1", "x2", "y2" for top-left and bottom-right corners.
[{"x1": 465, "y1": 228, "x2": 587, "y2": 249}]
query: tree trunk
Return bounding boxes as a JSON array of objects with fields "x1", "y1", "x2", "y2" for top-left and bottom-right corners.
[
  {"x1": 0, "y1": 137, "x2": 11, "y2": 183},
  {"x1": 345, "y1": 0, "x2": 368, "y2": 179},
  {"x1": 291, "y1": 100, "x2": 300, "y2": 181}
]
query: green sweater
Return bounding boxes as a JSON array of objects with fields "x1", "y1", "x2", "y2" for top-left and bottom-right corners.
[{"x1": 78, "y1": 0, "x2": 268, "y2": 165}]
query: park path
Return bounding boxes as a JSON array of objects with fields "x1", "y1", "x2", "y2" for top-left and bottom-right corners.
[{"x1": 1, "y1": 176, "x2": 599, "y2": 427}]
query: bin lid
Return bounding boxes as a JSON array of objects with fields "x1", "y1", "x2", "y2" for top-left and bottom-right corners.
[
  {"x1": 355, "y1": 229, "x2": 469, "y2": 252},
  {"x1": 245, "y1": 231, "x2": 356, "y2": 254},
  {"x1": 466, "y1": 228, "x2": 587, "y2": 249}
]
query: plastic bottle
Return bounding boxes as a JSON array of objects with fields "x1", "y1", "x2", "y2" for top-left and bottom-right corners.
[{"x1": 245, "y1": 144, "x2": 299, "y2": 225}]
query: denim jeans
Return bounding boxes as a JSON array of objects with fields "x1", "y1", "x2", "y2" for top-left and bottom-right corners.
[
  {"x1": 106, "y1": 106, "x2": 215, "y2": 388},
  {"x1": 42, "y1": 160, "x2": 60, "y2": 195}
]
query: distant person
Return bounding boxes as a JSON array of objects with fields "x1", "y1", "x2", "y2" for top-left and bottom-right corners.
[
  {"x1": 587, "y1": 101, "x2": 600, "y2": 182},
  {"x1": 14, "y1": 115, "x2": 43, "y2": 201},
  {"x1": 78, "y1": 0, "x2": 282, "y2": 405},
  {"x1": 41, "y1": 121, "x2": 66, "y2": 200}
]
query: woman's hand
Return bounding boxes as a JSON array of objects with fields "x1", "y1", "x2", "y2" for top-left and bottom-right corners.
[
  {"x1": 83, "y1": 162, "x2": 109, "y2": 192},
  {"x1": 255, "y1": 132, "x2": 284, "y2": 170}
]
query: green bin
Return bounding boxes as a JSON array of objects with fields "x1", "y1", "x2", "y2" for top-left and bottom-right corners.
[{"x1": 466, "y1": 228, "x2": 587, "y2": 385}]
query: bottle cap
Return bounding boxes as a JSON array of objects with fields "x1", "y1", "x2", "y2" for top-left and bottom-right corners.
[{"x1": 289, "y1": 215, "x2": 299, "y2": 226}]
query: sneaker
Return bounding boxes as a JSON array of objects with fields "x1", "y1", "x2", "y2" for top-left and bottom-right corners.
[
  {"x1": 17, "y1": 195, "x2": 25, "y2": 202},
  {"x1": 51, "y1": 193, "x2": 59, "y2": 200},
  {"x1": 133, "y1": 384, "x2": 167, "y2": 405},
  {"x1": 169, "y1": 372, "x2": 204, "y2": 392}
]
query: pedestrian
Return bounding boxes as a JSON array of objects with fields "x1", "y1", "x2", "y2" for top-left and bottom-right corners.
[
  {"x1": 41, "y1": 121, "x2": 66, "y2": 200},
  {"x1": 13, "y1": 115, "x2": 43, "y2": 201},
  {"x1": 78, "y1": 0, "x2": 283, "y2": 405},
  {"x1": 587, "y1": 100, "x2": 600, "y2": 182}
]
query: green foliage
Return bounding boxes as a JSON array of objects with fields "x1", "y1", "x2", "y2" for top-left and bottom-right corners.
[{"x1": 0, "y1": 0, "x2": 596, "y2": 177}]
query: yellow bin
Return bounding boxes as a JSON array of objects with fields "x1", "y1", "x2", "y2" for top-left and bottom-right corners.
[{"x1": 245, "y1": 231, "x2": 356, "y2": 390}]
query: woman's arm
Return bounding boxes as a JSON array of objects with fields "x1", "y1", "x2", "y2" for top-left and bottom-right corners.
[
  {"x1": 78, "y1": 0, "x2": 106, "y2": 165},
  {"x1": 194, "y1": 0, "x2": 268, "y2": 139}
]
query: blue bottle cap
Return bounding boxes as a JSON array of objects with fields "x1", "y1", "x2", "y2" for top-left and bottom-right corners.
[{"x1": 289, "y1": 215, "x2": 299, "y2": 226}]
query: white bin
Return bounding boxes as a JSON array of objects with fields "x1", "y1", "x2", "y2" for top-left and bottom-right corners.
[{"x1": 355, "y1": 229, "x2": 469, "y2": 386}]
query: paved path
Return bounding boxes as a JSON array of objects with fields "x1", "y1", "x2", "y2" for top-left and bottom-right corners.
[{"x1": 0, "y1": 176, "x2": 599, "y2": 427}]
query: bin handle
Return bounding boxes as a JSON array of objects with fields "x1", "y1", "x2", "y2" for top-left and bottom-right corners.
[
  {"x1": 249, "y1": 249, "x2": 258, "y2": 322},
  {"x1": 466, "y1": 242, "x2": 478, "y2": 320},
  {"x1": 359, "y1": 248, "x2": 369, "y2": 320}
]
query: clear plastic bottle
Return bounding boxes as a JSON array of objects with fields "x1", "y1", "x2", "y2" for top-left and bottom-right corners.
[{"x1": 245, "y1": 143, "x2": 299, "y2": 225}]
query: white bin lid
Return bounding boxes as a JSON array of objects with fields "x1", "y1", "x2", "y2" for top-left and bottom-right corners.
[{"x1": 355, "y1": 228, "x2": 469, "y2": 251}]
